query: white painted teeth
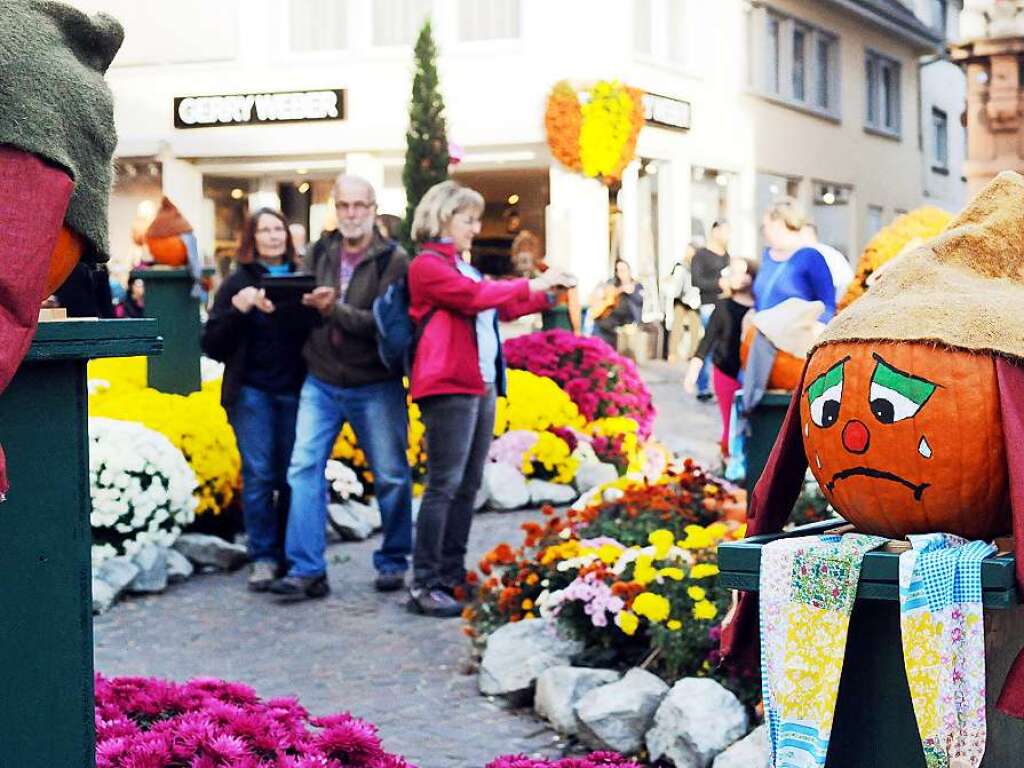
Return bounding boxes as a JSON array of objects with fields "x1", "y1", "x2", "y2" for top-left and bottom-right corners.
[
  {"x1": 815, "y1": 453, "x2": 822, "y2": 470},
  {"x1": 918, "y1": 436, "x2": 932, "y2": 459}
]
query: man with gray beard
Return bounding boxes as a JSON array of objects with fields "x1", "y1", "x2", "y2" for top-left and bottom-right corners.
[{"x1": 270, "y1": 175, "x2": 413, "y2": 600}]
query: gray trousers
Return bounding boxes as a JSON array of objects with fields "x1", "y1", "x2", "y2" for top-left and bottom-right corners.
[{"x1": 413, "y1": 385, "x2": 497, "y2": 588}]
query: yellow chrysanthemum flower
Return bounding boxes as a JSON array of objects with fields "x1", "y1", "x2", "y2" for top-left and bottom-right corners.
[
  {"x1": 648, "y1": 529, "x2": 675, "y2": 560},
  {"x1": 616, "y1": 611, "x2": 639, "y2": 636},
  {"x1": 689, "y1": 563, "x2": 720, "y2": 580},
  {"x1": 692, "y1": 600, "x2": 718, "y2": 620},
  {"x1": 633, "y1": 592, "x2": 671, "y2": 623},
  {"x1": 687, "y1": 586, "x2": 707, "y2": 602},
  {"x1": 667, "y1": 619, "x2": 682, "y2": 631}
]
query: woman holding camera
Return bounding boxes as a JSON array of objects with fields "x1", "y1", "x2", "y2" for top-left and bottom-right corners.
[
  {"x1": 406, "y1": 181, "x2": 574, "y2": 617},
  {"x1": 202, "y1": 207, "x2": 317, "y2": 592}
]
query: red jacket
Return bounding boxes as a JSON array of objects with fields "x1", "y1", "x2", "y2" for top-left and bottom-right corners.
[{"x1": 408, "y1": 241, "x2": 551, "y2": 401}]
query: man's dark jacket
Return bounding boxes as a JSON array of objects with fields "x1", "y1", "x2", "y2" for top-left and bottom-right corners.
[{"x1": 303, "y1": 230, "x2": 409, "y2": 388}]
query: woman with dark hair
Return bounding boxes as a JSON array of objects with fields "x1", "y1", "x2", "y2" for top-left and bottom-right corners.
[
  {"x1": 201, "y1": 208, "x2": 318, "y2": 592},
  {"x1": 592, "y1": 259, "x2": 644, "y2": 348},
  {"x1": 116, "y1": 275, "x2": 144, "y2": 318}
]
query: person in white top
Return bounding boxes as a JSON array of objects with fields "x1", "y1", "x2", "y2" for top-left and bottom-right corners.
[{"x1": 801, "y1": 222, "x2": 854, "y2": 303}]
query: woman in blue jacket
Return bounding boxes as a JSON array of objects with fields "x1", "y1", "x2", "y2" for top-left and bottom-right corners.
[{"x1": 755, "y1": 197, "x2": 836, "y2": 322}]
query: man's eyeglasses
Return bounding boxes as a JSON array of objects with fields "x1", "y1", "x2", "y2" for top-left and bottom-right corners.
[{"x1": 336, "y1": 201, "x2": 374, "y2": 214}]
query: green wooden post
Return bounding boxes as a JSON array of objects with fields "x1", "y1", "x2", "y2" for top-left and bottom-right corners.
[
  {"x1": 131, "y1": 267, "x2": 201, "y2": 395},
  {"x1": 743, "y1": 392, "x2": 792, "y2": 496},
  {"x1": 0, "y1": 319, "x2": 161, "y2": 767},
  {"x1": 719, "y1": 522, "x2": 1024, "y2": 767}
]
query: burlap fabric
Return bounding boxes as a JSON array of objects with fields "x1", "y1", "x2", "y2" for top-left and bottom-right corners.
[{"x1": 816, "y1": 171, "x2": 1024, "y2": 361}]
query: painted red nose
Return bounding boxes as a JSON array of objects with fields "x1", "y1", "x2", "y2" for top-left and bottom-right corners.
[{"x1": 842, "y1": 419, "x2": 870, "y2": 454}]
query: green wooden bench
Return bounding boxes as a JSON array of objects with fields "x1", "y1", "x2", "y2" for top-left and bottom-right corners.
[{"x1": 0, "y1": 319, "x2": 161, "y2": 767}]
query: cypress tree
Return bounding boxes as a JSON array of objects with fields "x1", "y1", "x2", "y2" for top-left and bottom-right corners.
[{"x1": 401, "y1": 20, "x2": 449, "y2": 250}]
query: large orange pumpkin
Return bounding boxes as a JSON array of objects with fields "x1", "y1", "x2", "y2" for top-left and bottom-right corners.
[
  {"x1": 146, "y1": 234, "x2": 187, "y2": 267},
  {"x1": 44, "y1": 226, "x2": 83, "y2": 297},
  {"x1": 740, "y1": 325, "x2": 804, "y2": 391},
  {"x1": 801, "y1": 341, "x2": 1010, "y2": 540}
]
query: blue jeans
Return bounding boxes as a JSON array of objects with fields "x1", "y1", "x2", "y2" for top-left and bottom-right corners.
[
  {"x1": 285, "y1": 375, "x2": 413, "y2": 578},
  {"x1": 227, "y1": 386, "x2": 299, "y2": 564},
  {"x1": 696, "y1": 304, "x2": 715, "y2": 395}
]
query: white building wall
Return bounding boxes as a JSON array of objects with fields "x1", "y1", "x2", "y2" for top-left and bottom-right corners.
[{"x1": 70, "y1": 0, "x2": 959, "y2": 295}]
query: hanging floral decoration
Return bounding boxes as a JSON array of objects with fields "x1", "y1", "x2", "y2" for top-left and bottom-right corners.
[{"x1": 544, "y1": 80, "x2": 645, "y2": 185}]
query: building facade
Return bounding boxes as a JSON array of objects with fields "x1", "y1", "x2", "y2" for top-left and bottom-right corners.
[
  {"x1": 73, "y1": 0, "x2": 965, "y2": 319},
  {"x1": 952, "y1": 0, "x2": 1024, "y2": 196}
]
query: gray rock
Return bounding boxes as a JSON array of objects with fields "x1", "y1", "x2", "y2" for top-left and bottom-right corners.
[
  {"x1": 96, "y1": 555, "x2": 139, "y2": 594},
  {"x1": 527, "y1": 480, "x2": 578, "y2": 507},
  {"x1": 712, "y1": 725, "x2": 768, "y2": 768},
  {"x1": 576, "y1": 668, "x2": 669, "y2": 755},
  {"x1": 172, "y1": 533, "x2": 247, "y2": 571},
  {"x1": 474, "y1": 486, "x2": 489, "y2": 512},
  {"x1": 327, "y1": 502, "x2": 374, "y2": 541},
  {"x1": 164, "y1": 547, "x2": 194, "y2": 583},
  {"x1": 479, "y1": 618, "x2": 584, "y2": 700},
  {"x1": 646, "y1": 678, "x2": 749, "y2": 768},
  {"x1": 534, "y1": 666, "x2": 620, "y2": 735},
  {"x1": 92, "y1": 578, "x2": 118, "y2": 614},
  {"x1": 128, "y1": 544, "x2": 168, "y2": 594},
  {"x1": 573, "y1": 462, "x2": 619, "y2": 493},
  {"x1": 483, "y1": 463, "x2": 530, "y2": 511}
]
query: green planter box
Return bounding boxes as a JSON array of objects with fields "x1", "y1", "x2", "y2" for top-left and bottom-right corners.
[
  {"x1": 131, "y1": 267, "x2": 201, "y2": 395},
  {"x1": 742, "y1": 391, "x2": 791, "y2": 496},
  {"x1": 719, "y1": 521, "x2": 1024, "y2": 767},
  {"x1": 0, "y1": 319, "x2": 161, "y2": 767}
]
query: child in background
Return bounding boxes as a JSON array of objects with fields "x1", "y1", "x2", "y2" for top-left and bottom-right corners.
[{"x1": 683, "y1": 257, "x2": 758, "y2": 456}]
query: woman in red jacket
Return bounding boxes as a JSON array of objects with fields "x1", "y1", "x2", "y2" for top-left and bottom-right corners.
[{"x1": 407, "y1": 181, "x2": 572, "y2": 617}]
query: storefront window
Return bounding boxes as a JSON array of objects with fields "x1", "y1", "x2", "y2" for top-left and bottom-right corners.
[
  {"x1": 812, "y1": 182, "x2": 853, "y2": 258},
  {"x1": 458, "y1": 0, "x2": 520, "y2": 41},
  {"x1": 289, "y1": 0, "x2": 349, "y2": 52},
  {"x1": 373, "y1": 0, "x2": 431, "y2": 47}
]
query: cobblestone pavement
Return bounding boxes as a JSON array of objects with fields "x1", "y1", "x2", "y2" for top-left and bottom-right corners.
[{"x1": 93, "y1": 361, "x2": 719, "y2": 768}]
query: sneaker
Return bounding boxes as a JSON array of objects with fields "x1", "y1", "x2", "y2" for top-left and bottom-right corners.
[
  {"x1": 247, "y1": 561, "x2": 277, "y2": 593},
  {"x1": 440, "y1": 581, "x2": 478, "y2": 604},
  {"x1": 374, "y1": 571, "x2": 406, "y2": 592},
  {"x1": 269, "y1": 573, "x2": 330, "y2": 602},
  {"x1": 696, "y1": 391, "x2": 715, "y2": 402},
  {"x1": 407, "y1": 586, "x2": 463, "y2": 618}
]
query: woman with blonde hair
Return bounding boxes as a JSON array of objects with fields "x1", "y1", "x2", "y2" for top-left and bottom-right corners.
[
  {"x1": 756, "y1": 196, "x2": 835, "y2": 320},
  {"x1": 406, "y1": 181, "x2": 572, "y2": 616}
]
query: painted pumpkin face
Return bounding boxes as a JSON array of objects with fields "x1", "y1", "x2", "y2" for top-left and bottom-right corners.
[{"x1": 801, "y1": 341, "x2": 1010, "y2": 540}]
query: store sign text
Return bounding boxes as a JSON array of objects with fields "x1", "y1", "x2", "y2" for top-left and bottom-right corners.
[
  {"x1": 173, "y1": 89, "x2": 345, "y2": 129},
  {"x1": 643, "y1": 93, "x2": 691, "y2": 131}
]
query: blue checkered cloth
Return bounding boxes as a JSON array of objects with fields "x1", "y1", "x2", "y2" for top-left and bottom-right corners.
[{"x1": 909, "y1": 534, "x2": 995, "y2": 611}]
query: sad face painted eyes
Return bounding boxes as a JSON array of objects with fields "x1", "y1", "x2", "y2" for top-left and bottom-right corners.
[
  {"x1": 805, "y1": 353, "x2": 938, "y2": 428},
  {"x1": 806, "y1": 358, "x2": 846, "y2": 428},
  {"x1": 868, "y1": 354, "x2": 937, "y2": 424}
]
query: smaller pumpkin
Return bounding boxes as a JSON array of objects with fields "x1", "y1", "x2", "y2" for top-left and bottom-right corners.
[
  {"x1": 145, "y1": 235, "x2": 187, "y2": 267},
  {"x1": 739, "y1": 325, "x2": 804, "y2": 391},
  {"x1": 44, "y1": 226, "x2": 83, "y2": 297},
  {"x1": 144, "y1": 197, "x2": 193, "y2": 266}
]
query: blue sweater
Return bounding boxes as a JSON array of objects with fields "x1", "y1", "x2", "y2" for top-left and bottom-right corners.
[{"x1": 754, "y1": 247, "x2": 836, "y2": 321}]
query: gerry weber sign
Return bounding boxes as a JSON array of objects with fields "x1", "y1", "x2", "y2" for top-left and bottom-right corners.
[
  {"x1": 173, "y1": 89, "x2": 346, "y2": 129},
  {"x1": 642, "y1": 92, "x2": 691, "y2": 131}
]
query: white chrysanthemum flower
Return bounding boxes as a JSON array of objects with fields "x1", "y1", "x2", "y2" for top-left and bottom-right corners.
[{"x1": 89, "y1": 418, "x2": 198, "y2": 565}]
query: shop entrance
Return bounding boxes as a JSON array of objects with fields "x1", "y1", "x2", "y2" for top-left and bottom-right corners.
[{"x1": 451, "y1": 167, "x2": 550, "y2": 276}]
